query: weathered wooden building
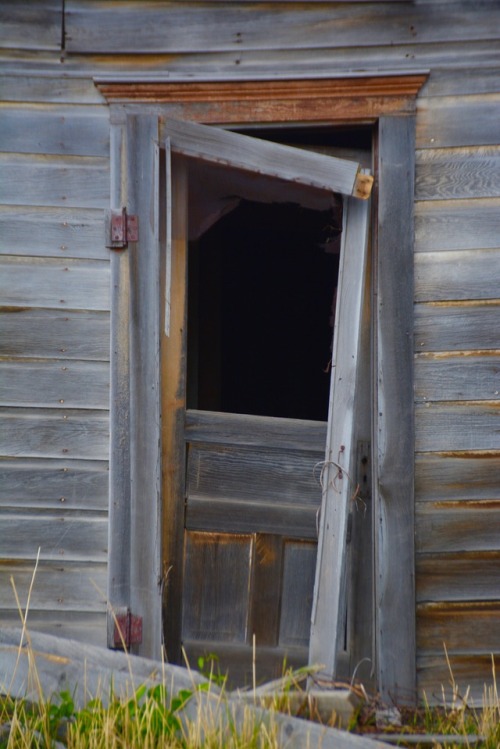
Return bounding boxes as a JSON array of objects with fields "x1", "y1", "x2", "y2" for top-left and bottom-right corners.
[{"x1": 1, "y1": 1, "x2": 499, "y2": 704}]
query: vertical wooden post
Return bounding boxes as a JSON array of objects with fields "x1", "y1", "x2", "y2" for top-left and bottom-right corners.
[
  {"x1": 161, "y1": 154, "x2": 188, "y2": 664},
  {"x1": 374, "y1": 115, "x2": 416, "y2": 703}
]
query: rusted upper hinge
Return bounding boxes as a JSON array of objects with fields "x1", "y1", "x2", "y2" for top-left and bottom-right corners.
[
  {"x1": 111, "y1": 607, "x2": 143, "y2": 649},
  {"x1": 105, "y1": 207, "x2": 139, "y2": 250}
]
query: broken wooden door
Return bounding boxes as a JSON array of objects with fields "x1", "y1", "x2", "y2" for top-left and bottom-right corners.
[{"x1": 160, "y1": 120, "x2": 370, "y2": 684}]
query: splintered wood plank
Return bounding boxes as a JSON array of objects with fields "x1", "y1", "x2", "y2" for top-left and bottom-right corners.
[
  {"x1": 0, "y1": 458, "x2": 108, "y2": 511},
  {"x1": 415, "y1": 451, "x2": 500, "y2": 503},
  {"x1": 416, "y1": 500, "x2": 500, "y2": 553},
  {"x1": 0, "y1": 256, "x2": 110, "y2": 311},
  {"x1": 415, "y1": 249, "x2": 500, "y2": 302},
  {"x1": 0, "y1": 206, "x2": 106, "y2": 260},
  {"x1": 417, "y1": 95, "x2": 500, "y2": 148},
  {"x1": 186, "y1": 443, "x2": 323, "y2": 505},
  {"x1": 416, "y1": 552, "x2": 500, "y2": 603},
  {"x1": 414, "y1": 352, "x2": 500, "y2": 402},
  {"x1": 1, "y1": 510, "x2": 108, "y2": 562},
  {"x1": 279, "y1": 541, "x2": 317, "y2": 648},
  {"x1": 415, "y1": 199, "x2": 500, "y2": 252},
  {"x1": 0, "y1": 407, "x2": 109, "y2": 460},
  {"x1": 0, "y1": 360, "x2": 110, "y2": 410},
  {"x1": 414, "y1": 301, "x2": 500, "y2": 352},
  {"x1": 249, "y1": 534, "x2": 283, "y2": 648},
  {"x1": 415, "y1": 146, "x2": 500, "y2": 201},
  {"x1": 2, "y1": 561, "x2": 107, "y2": 612},
  {"x1": 415, "y1": 402, "x2": 500, "y2": 452},
  {"x1": 186, "y1": 410, "x2": 327, "y2": 452},
  {"x1": 0, "y1": 153, "x2": 109, "y2": 209},
  {"x1": 0, "y1": 105, "x2": 109, "y2": 157},
  {"x1": 417, "y1": 602, "x2": 500, "y2": 654},
  {"x1": 0, "y1": 309, "x2": 110, "y2": 361},
  {"x1": 182, "y1": 531, "x2": 252, "y2": 642},
  {"x1": 165, "y1": 119, "x2": 363, "y2": 199}
]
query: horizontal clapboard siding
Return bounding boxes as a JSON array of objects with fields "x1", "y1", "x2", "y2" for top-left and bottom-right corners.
[
  {"x1": 0, "y1": 75, "x2": 106, "y2": 104},
  {"x1": 0, "y1": 206, "x2": 107, "y2": 260},
  {"x1": 0, "y1": 458, "x2": 109, "y2": 511},
  {"x1": 0, "y1": 1, "x2": 62, "y2": 51},
  {"x1": 415, "y1": 198, "x2": 500, "y2": 252},
  {"x1": 415, "y1": 249, "x2": 500, "y2": 302},
  {"x1": 0, "y1": 310, "x2": 110, "y2": 360},
  {"x1": 418, "y1": 654, "x2": 498, "y2": 704},
  {"x1": 414, "y1": 352, "x2": 500, "y2": 402},
  {"x1": 0, "y1": 257, "x2": 110, "y2": 311},
  {"x1": 414, "y1": 301, "x2": 500, "y2": 352},
  {"x1": 0, "y1": 360, "x2": 110, "y2": 409},
  {"x1": 0, "y1": 610, "x2": 107, "y2": 648},
  {"x1": 417, "y1": 602, "x2": 500, "y2": 654},
  {"x1": 415, "y1": 451, "x2": 500, "y2": 503},
  {"x1": 415, "y1": 402, "x2": 500, "y2": 452},
  {"x1": 416, "y1": 501, "x2": 500, "y2": 553},
  {"x1": 417, "y1": 552, "x2": 500, "y2": 603},
  {"x1": 415, "y1": 147, "x2": 500, "y2": 201},
  {"x1": 416, "y1": 94, "x2": 500, "y2": 149}
]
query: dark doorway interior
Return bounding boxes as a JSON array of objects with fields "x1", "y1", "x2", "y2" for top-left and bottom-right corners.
[{"x1": 187, "y1": 199, "x2": 342, "y2": 421}]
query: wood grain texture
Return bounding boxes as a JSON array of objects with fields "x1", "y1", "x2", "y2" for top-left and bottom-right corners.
[
  {"x1": 0, "y1": 206, "x2": 106, "y2": 259},
  {"x1": 415, "y1": 199, "x2": 500, "y2": 252},
  {"x1": 415, "y1": 147, "x2": 500, "y2": 201},
  {"x1": 415, "y1": 249, "x2": 500, "y2": 302},
  {"x1": 0, "y1": 407, "x2": 109, "y2": 460},
  {"x1": 279, "y1": 541, "x2": 317, "y2": 647},
  {"x1": 414, "y1": 352, "x2": 500, "y2": 402},
  {"x1": 416, "y1": 402, "x2": 500, "y2": 452},
  {"x1": 420, "y1": 67, "x2": 500, "y2": 98},
  {"x1": 249, "y1": 534, "x2": 283, "y2": 647},
  {"x1": 417, "y1": 95, "x2": 500, "y2": 148},
  {"x1": 0, "y1": 612, "x2": 107, "y2": 650},
  {"x1": 416, "y1": 500, "x2": 500, "y2": 553},
  {"x1": 0, "y1": 1, "x2": 62, "y2": 51},
  {"x1": 0, "y1": 104, "x2": 109, "y2": 157},
  {"x1": 186, "y1": 410, "x2": 327, "y2": 451},
  {"x1": 0, "y1": 359, "x2": 110, "y2": 409},
  {"x1": 65, "y1": 2, "x2": 499, "y2": 54},
  {"x1": 415, "y1": 451, "x2": 500, "y2": 503},
  {"x1": 417, "y1": 654, "x2": 499, "y2": 705},
  {"x1": 0, "y1": 458, "x2": 108, "y2": 510},
  {"x1": 0, "y1": 153, "x2": 109, "y2": 209},
  {"x1": 373, "y1": 115, "x2": 416, "y2": 702},
  {"x1": 1, "y1": 561, "x2": 107, "y2": 612},
  {"x1": 417, "y1": 602, "x2": 500, "y2": 654},
  {"x1": 416, "y1": 552, "x2": 500, "y2": 603},
  {"x1": 0, "y1": 256, "x2": 110, "y2": 311},
  {"x1": 0, "y1": 75, "x2": 106, "y2": 104},
  {"x1": 0, "y1": 309, "x2": 110, "y2": 360},
  {"x1": 414, "y1": 301, "x2": 500, "y2": 352},
  {"x1": 0, "y1": 510, "x2": 108, "y2": 562}
]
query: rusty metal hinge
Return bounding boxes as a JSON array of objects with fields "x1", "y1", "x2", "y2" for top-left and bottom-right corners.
[
  {"x1": 105, "y1": 208, "x2": 138, "y2": 250},
  {"x1": 111, "y1": 608, "x2": 143, "y2": 649}
]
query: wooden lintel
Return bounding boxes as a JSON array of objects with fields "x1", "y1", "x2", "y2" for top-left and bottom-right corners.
[{"x1": 95, "y1": 74, "x2": 428, "y2": 123}]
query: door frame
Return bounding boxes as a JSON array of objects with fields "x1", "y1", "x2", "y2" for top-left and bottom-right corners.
[{"x1": 100, "y1": 72, "x2": 427, "y2": 701}]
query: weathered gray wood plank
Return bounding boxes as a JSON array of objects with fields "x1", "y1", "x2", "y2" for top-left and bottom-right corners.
[
  {"x1": 165, "y1": 119, "x2": 362, "y2": 198},
  {"x1": 417, "y1": 602, "x2": 500, "y2": 653},
  {"x1": 0, "y1": 206, "x2": 106, "y2": 259},
  {"x1": 415, "y1": 199, "x2": 500, "y2": 252},
  {"x1": 0, "y1": 1, "x2": 62, "y2": 51},
  {"x1": 420, "y1": 67, "x2": 500, "y2": 98},
  {"x1": 415, "y1": 147, "x2": 500, "y2": 201},
  {"x1": 186, "y1": 410, "x2": 327, "y2": 452},
  {"x1": 0, "y1": 153, "x2": 109, "y2": 209},
  {"x1": 0, "y1": 510, "x2": 108, "y2": 562},
  {"x1": 0, "y1": 74, "x2": 106, "y2": 103},
  {"x1": 416, "y1": 500, "x2": 500, "y2": 553},
  {"x1": 372, "y1": 115, "x2": 416, "y2": 702},
  {"x1": 65, "y1": 2, "x2": 500, "y2": 54},
  {"x1": 416, "y1": 402, "x2": 500, "y2": 452},
  {"x1": 0, "y1": 309, "x2": 110, "y2": 360},
  {"x1": 415, "y1": 451, "x2": 500, "y2": 503},
  {"x1": 0, "y1": 105, "x2": 109, "y2": 157},
  {"x1": 279, "y1": 542, "x2": 317, "y2": 647},
  {"x1": 0, "y1": 407, "x2": 109, "y2": 460},
  {"x1": 415, "y1": 249, "x2": 500, "y2": 302},
  {"x1": 0, "y1": 614, "x2": 107, "y2": 647},
  {"x1": 187, "y1": 444, "x2": 323, "y2": 505},
  {"x1": 414, "y1": 352, "x2": 500, "y2": 402},
  {"x1": 414, "y1": 301, "x2": 500, "y2": 352},
  {"x1": 417, "y1": 95, "x2": 500, "y2": 148},
  {"x1": 0, "y1": 458, "x2": 108, "y2": 510},
  {"x1": 417, "y1": 654, "x2": 499, "y2": 705},
  {"x1": 1, "y1": 561, "x2": 107, "y2": 612},
  {"x1": 0, "y1": 256, "x2": 110, "y2": 311},
  {"x1": 0, "y1": 360, "x2": 110, "y2": 409},
  {"x1": 186, "y1": 497, "x2": 317, "y2": 538},
  {"x1": 416, "y1": 552, "x2": 500, "y2": 603}
]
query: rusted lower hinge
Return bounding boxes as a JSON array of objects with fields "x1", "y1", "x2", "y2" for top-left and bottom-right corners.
[
  {"x1": 105, "y1": 207, "x2": 138, "y2": 250},
  {"x1": 111, "y1": 608, "x2": 143, "y2": 649}
]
